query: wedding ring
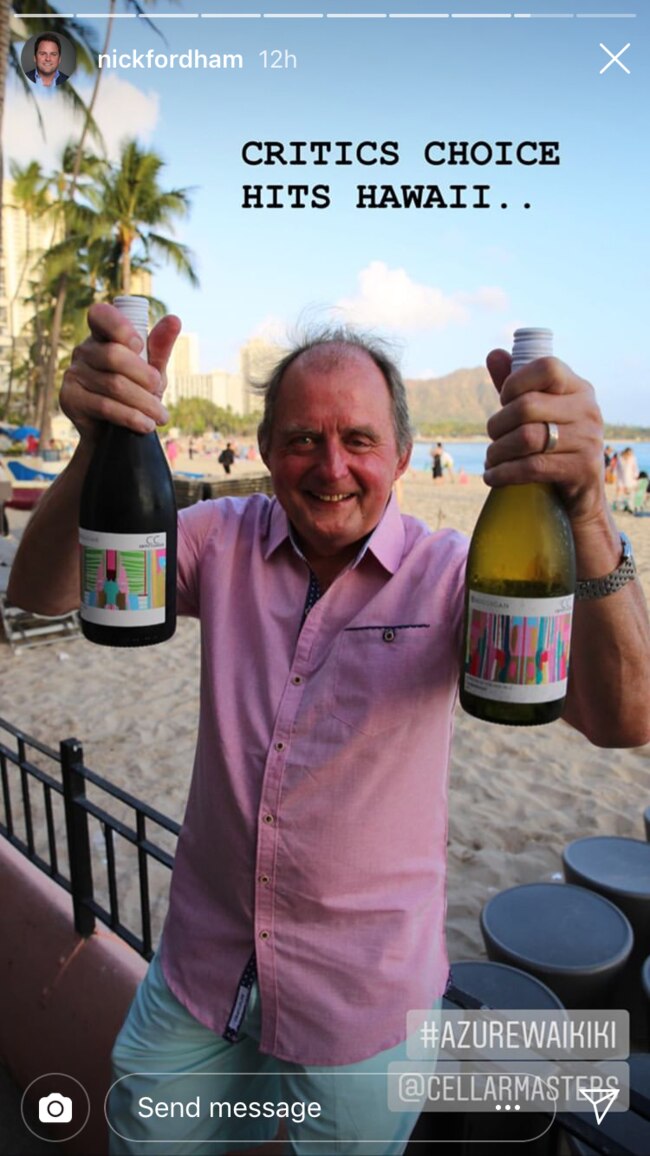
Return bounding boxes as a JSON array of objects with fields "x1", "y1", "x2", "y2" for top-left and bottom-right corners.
[{"x1": 544, "y1": 421, "x2": 559, "y2": 454}]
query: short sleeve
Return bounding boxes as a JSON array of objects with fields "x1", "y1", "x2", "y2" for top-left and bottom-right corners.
[{"x1": 177, "y1": 501, "x2": 216, "y2": 618}]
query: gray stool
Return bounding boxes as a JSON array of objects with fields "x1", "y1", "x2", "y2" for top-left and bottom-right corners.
[
  {"x1": 562, "y1": 836, "x2": 650, "y2": 952},
  {"x1": 563, "y1": 836, "x2": 650, "y2": 1043},
  {"x1": 480, "y1": 882, "x2": 633, "y2": 1008},
  {"x1": 448, "y1": 958, "x2": 564, "y2": 1011},
  {"x1": 643, "y1": 956, "x2": 650, "y2": 1042},
  {"x1": 409, "y1": 960, "x2": 563, "y2": 1156}
]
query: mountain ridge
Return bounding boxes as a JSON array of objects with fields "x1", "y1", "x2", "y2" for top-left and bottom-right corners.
[{"x1": 404, "y1": 366, "x2": 497, "y2": 433}]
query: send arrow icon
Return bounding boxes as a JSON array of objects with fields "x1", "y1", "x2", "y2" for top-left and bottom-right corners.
[{"x1": 577, "y1": 1086, "x2": 620, "y2": 1125}]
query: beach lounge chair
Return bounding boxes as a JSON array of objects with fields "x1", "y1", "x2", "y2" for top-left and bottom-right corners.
[
  {"x1": 0, "y1": 538, "x2": 81, "y2": 652},
  {"x1": 0, "y1": 594, "x2": 82, "y2": 652},
  {"x1": 5, "y1": 460, "x2": 57, "y2": 483}
]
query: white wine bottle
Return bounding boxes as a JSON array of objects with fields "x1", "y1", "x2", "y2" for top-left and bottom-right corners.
[
  {"x1": 79, "y1": 296, "x2": 177, "y2": 646},
  {"x1": 460, "y1": 329, "x2": 576, "y2": 725}
]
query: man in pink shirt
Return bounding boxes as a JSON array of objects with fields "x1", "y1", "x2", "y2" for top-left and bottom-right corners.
[{"x1": 8, "y1": 307, "x2": 650, "y2": 1154}]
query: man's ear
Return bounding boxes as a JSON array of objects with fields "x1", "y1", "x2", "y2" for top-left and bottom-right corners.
[{"x1": 395, "y1": 442, "x2": 413, "y2": 481}]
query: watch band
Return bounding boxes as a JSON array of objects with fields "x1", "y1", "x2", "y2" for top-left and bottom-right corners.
[{"x1": 575, "y1": 533, "x2": 637, "y2": 601}]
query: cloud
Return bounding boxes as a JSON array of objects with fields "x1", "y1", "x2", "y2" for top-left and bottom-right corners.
[
  {"x1": 458, "y1": 286, "x2": 509, "y2": 311},
  {"x1": 4, "y1": 73, "x2": 159, "y2": 169},
  {"x1": 335, "y1": 262, "x2": 508, "y2": 333}
]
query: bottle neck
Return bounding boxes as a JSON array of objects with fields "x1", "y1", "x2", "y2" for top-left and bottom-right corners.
[{"x1": 511, "y1": 328, "x2": 553, "y2": 371}]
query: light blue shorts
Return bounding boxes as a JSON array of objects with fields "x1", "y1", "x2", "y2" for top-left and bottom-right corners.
[{"x1": 108, "y1": 953, "x2": 440, "y2": 1155}]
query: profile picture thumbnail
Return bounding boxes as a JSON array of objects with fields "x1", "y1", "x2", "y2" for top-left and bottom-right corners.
[{"x1": 21, "y1": 32, "x2": 76, "y2": 89}]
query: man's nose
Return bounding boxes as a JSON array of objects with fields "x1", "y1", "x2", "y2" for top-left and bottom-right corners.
[{"x1": 316, "y1": 440, "x2": 349, "y2": 479}]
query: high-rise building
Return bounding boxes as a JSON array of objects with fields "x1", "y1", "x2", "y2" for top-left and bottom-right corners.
[
  {"x1": 129, "y1": 269, "x2": 152, "y2": 300},
  {"x1": 240, "y1": 337, "x2": 283, "y2": 390},
  {"x1": 166, "y1": 332, "x2": 200, "y2": 404},
  {"x1": 0, "y1": 179, "x2": 61, "y2": 398},
  {"x1": 165, "y1": 334, "x2": 283, "y2": 416}
]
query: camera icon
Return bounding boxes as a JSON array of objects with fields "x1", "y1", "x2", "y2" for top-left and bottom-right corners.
[{"x1": 38, "y1": 1093, "x2": 73, "y2": 1124}]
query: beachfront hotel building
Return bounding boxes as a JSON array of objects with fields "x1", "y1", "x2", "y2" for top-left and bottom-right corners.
[
  {"x1": 0, "y1": 178, "x2": 61, "y2": 401},
  {"x1": 0, "y1": 175, "x2": 278, "y2": 421},
  {"x1": 166, "y1": 334, "x2": 282, "y2": 417},
  {"x1": 0, "y1": 180, "x2": 153, "y2": 411}
]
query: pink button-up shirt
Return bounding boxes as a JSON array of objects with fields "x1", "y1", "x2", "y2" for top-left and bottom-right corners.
[{"x1": 160, "y1": 493, "x2": 468, "y2": 1065}]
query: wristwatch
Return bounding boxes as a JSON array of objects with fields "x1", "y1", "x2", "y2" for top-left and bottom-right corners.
[{"x1": 576, "y1": 532, "x2": 637, "y2": 601}]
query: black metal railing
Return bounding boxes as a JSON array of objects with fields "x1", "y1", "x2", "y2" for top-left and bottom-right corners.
[{"x1": 0, "y1": 715, "x2": 180, "y2": 959}]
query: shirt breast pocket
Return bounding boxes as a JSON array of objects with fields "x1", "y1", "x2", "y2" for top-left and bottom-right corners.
[{"x1": 330, "y1": 624, "x2": 432, "y2": 736}]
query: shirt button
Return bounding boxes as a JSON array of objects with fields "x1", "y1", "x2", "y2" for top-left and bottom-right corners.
[
  {"x1": 274, "y1": 741, "x2": 285, "y2": 752},
  {"x1": 291, "y1": 675, "x2": 302, "y2": 685},
  {"x1": 263, "y1": 814, "x2": 274, "y2": 825},
  {"x1": 259, "y1": 929, "x2": 270, "y2": 941},
  {"x1": 383, "y1": 627, "x2": 396, "y2": 642},
  {"x1": 258, "y1": 873, "x2": 270, "y2": 885}
]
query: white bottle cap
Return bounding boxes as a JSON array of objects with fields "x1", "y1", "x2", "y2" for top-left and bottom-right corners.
[
  {"x1": 511, "y1": 327, "x2": 553, "y2": 370},
  {"x1": 113, "y1": 295, "x2": 149, "y2": 358}
]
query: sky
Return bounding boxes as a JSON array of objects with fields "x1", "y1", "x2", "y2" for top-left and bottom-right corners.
[{"x1": 5, "y1": 0, "x2": 649, "y2": 424}]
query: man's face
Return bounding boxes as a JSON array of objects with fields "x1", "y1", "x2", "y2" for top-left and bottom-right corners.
[
  {"x1": 262, "y1": 346, "x2": 411, "y2": 572},
  {"x1": 35, "y1": 40, "x2": 61, "y2": 77}
]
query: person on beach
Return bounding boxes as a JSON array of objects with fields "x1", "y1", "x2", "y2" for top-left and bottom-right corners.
[
  {"x1": 164, "y1": 436, "x2": 179, "y2": 470},
  {"x1": 441, "y1": 445, "x2": 455, "y2": 482},
  {"x1": 430, "y1": 441, "x2": 455, "y2": 483},
  {"x1": 218, "y1": 440, "x2": 236, "y2": 475},
  {"x1": 604, "y1": 444, "x2": 616, "y2": 485},
  {"x1": 8, "y1": 306, "x2": 650, "y2": 1155},
  {"x1": 615, "y1": 446, "x2": 640, "y2": 511},
  {"x1": 430, "y1": 441, "x2": 444, "y2": 480}
]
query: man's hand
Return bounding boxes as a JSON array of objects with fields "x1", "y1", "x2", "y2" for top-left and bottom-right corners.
[
  {"x1": 61, "y1": 303, "x2": 182, "y2": 443},
  {"x1": 483, "y1": 349, "x2": 606, "y2": 529}
]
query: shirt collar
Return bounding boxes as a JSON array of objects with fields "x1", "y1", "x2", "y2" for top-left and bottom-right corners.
[
  {"x1": 35, "y1": 68, "x2": 60, "y2": 86},
  {"x1": 263, "y1": 491, "x2": 406, "y2": 576}
]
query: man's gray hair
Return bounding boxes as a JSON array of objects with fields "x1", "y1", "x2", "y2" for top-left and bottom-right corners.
[{"x1": 254, "y1": 325, "x2": 413, "y2": 457}]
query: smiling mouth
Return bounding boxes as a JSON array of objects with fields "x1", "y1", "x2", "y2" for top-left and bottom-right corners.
[{"x1": 309, "y1": 493, "x2": 355, "y2": 503}]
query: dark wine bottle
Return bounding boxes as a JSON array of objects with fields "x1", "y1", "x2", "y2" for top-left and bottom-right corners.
[
  {"x1": 460, "y1": 329, "x2": 576, "y2": 725},
  {"x1": 79, "y1": 296, "x2": 177, "y2": 646}
]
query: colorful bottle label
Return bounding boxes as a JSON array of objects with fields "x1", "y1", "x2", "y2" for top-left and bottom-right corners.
[
  {"x1": 79, "y1": 529, "x2": 167, "y2": 627},
  {"x1": 464, "y1": 591, "x2": 574, "y2": 704}
]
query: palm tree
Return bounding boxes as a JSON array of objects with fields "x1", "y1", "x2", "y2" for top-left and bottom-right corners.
[
  {"x1": 3, "y1": 148, "x2": 94, "y2": 424},
  {"x1": 3, "y1": 160, "x2": 50, "y2": 413},
  {"x1": 93, "y1": 139, "x2": 199, "y2": 297},
  {"x1": 0, "y1": 1, "x2": 11, "y2": 196},
  {"x1": 26, "y1": 140, "x2": 198, "y2": 444},
  {"x1": 15, "y1": 2, "x2": 174, "y2": 446},
  {"x1": 31, "y1": 145, "x2": 106, "y2": 439}
]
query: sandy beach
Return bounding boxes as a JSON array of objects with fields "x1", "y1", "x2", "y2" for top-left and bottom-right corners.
[{"x1": 1, "y1": 464, "x2": 649, "y2": 964}]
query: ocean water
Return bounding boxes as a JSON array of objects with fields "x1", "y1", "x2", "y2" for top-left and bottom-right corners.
[{"x1": 411, "y1": 441, "x2": 650, "y2": 477}]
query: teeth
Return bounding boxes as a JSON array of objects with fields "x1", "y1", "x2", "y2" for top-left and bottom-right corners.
[{"x1": 315, "y1": 494, "x2": 349, "y2": 503}]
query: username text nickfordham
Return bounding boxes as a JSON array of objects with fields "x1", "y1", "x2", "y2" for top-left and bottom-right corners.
[{"x1": 99, "y1": 49, "x2": 244, "y2": 70}]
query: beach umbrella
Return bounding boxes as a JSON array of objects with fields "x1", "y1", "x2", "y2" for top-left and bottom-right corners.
[
  {"x1": 9, "y1": 425, "x2": 40, "y2": 441},
  {"x1": 6, "y1": 461, "x2": 57, "y2": 481}
]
